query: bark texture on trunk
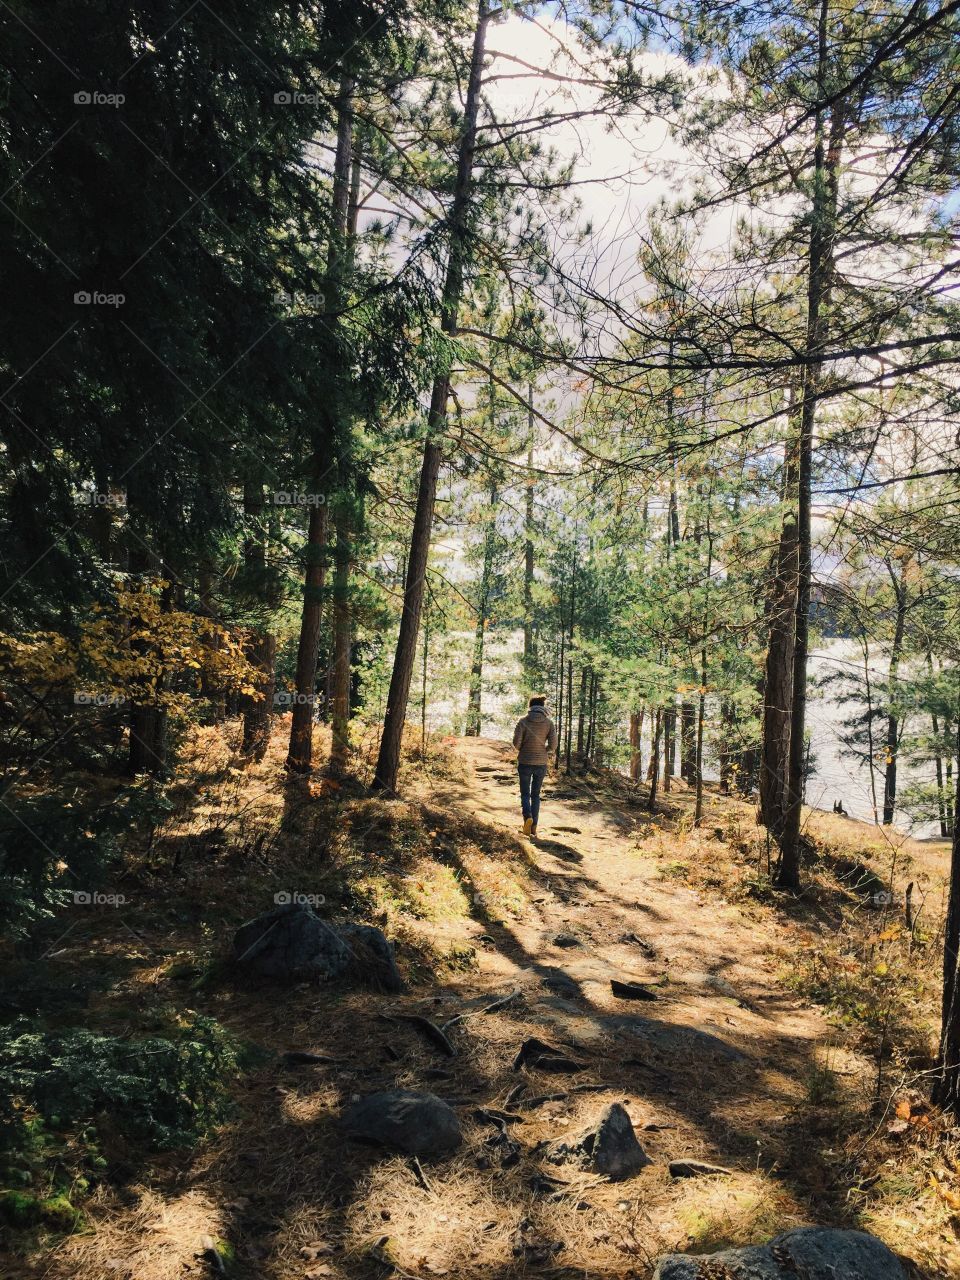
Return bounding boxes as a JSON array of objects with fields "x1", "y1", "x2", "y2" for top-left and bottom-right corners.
[
  {"x1": 523, "y1": 414, "x2": 536, "y2": 677},
  {"x1": 126, "y1": 488, "x2": 166, "y2": 776},
  {"x1": 934, "y1": 759, "x2": 960, "y2": 1114},
  {"x1": 882, "y1": 562, "x2": 907, "y2": 824},
  {"x1": 629, "y1": 710, "x2": 642, "y2": 782},
  {"x1": 287, "y1": 75, "x2": 354, "y2": 774},
  {"x1": 680, "y1": 702, "x2": 695, "y2": 782},
  {"x1": 241, "y1": 481, "x2": 276, "y2": 761},
  {"x1": 286, "y1": 502, "x2": 327, "y2": 772},
  {"x1": 329, "y1": 512, "x2": 352, "y2": 773},
  {"x1": 759, "y1": 500, "x2": 799, "y2": 836},
  {"x1": 372, "y1": 1, "x2": 491, "y2": 793},
  {"x1": 778, "y1": 77, "x2": 845, "y2": 887},
  {"x1": 466, "y1": 481, "x2": 497, "y2": 736},
  {"x1": 647, "y1": 709, "x2": 662, "y2": 813}
]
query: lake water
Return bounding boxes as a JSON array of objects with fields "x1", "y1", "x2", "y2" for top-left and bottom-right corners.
[
  {"x1": 420, "y1": 631, "x2": 945, "y2": 839},
  {"x1": 806, "y1": 640, "x2": 945, "y2": 838}
]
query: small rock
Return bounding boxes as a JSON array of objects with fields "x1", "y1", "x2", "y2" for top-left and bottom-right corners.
[
  {"x1": 669, "y1": 1159, "x2": 734, "y2": 1178},
  {"x1": 553, "y1": 934, "x2": 581, "y2": 948},
  {"x1": 341, "y1": 1090, "x2": 463, "y2": 1155},
  {"x1": 546, "y1": 1103, "x2": 652, "y2": 1181},
  {"x1": 653, "y1": 1226, "x2": 908, "y2": 1278},
  {"x1": 300, "y1": 1243, "x2": 333, "y2": 1261},
  {"x1": 233, "y1": 902, "x2": 402, "y2": 990},
  {"x1": 620, "y1": 933, "x2": 657, "y2": 958},
  {"x1": 340, "y1": 923, "x2": 404, "y2": 991},
  {"x1": 513, "y1": 1036, "x2": 585, "y2": 1073},
  {"x1": 611, "y1": 979, "x2": 658, "y2": 1002}
]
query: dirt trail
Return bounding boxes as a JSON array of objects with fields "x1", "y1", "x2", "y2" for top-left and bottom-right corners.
[
  {"x1": 31, "y1": 733, "x2": 894, "y2": 1280},
  {"x1": 426, "y1": 735, "x2": 826, "y2": 1064}
]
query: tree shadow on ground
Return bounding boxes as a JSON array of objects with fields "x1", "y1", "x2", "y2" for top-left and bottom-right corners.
[{"x1": 16, "y1": 738, "x2": 940, "y2": 1280}]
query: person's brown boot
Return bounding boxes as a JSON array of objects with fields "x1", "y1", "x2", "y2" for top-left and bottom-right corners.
[{"x1": 523, "y1": 817, "x2": 533, "y2": 835}]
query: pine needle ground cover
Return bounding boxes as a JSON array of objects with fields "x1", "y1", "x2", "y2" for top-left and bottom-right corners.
[{"x1": 0, "y1": 724, "x2": 955, "y2": 1279}]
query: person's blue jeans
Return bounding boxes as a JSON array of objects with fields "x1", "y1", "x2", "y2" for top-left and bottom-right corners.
[{"x1": 518, "y1": 764, "x2": 547, "y2": 827}]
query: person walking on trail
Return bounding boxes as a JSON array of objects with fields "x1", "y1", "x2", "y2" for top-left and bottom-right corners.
[{"x1": 513, "y1": 694, "x2": 556, "y2": 838}]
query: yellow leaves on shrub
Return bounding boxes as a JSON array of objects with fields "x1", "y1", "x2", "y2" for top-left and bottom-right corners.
[
  {"x1": 0, "y1": 580, "x2": 260, "y2": 712},
  {"x1": 0, "y1": 631, "x2": 76, "y2": 685},
  {"x1": 889, "y1": 1096, "x2": 936, "y2": 1138},
  {"x1": 929, "y1": 1172, "x2": 960, "y2": 1211}
]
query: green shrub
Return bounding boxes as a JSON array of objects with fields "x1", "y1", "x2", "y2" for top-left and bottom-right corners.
[
  {"x1": 0, "y1": 1190, "x2": 83, "y2": 1231},
  {"x1": 0, "y1": 1014, "x2": 242, "y2": 1155},
  {"x1": 0, "y1": 776, "x2": 173, "y2": 938}
]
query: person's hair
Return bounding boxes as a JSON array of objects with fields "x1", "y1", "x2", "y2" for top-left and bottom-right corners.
[{"x1": 528, "y1": 694, "x2": 546, "y2": 707}]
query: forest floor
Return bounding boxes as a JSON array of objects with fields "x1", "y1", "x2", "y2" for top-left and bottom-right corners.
[{"x1": 4, "y1": 726, "x2": 960, "y2": 1279}]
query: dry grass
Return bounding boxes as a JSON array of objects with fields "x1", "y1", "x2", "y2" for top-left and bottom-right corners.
[{"x1": 3, "y1": 723, "x2": 960, "y2": 1279}]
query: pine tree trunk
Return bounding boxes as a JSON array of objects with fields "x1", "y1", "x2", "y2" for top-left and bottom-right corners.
[
  {"x1": 287, "y1": 78, "x2": 354, "y2": 774},
  {"x1": 648, "y1": 709, "x2": 662, "y2": 813},
  {"x1": 564, "y1": 537, "x2": 577, "y2": 772},
  {"x1": 198, "y1": 565, "x2": 227, "y2": 725},
  {"x1": 576, "y1": 668, "x2": 588, "y2": 756},
  {"x1": 680, "y1": 702, "x2": 695, "y2": 782},
  {"x1": 241, "y1": 481, "x2": 276, "y2": 760},
  {"x1": 585, "y1": 671, "x2": 598, "y2": 760},
  {"x1": 695, "y1": 652, "x2": 707, "y2": 826},
  {"x1": 464, "y1": 610, "x2": 485, "y2": 736},
  {"x1": 565, "y1": 656, "x2": 574, "y2": 772},
  {"x1": 329, "y1": 511, "x2": 352, "y2": 774},
  {"x1": 948, "y1": 751, "x2": 955, "y2": 837},
  {"x1": 523, "y1": 409, "x2": 536, "y2": 678},
  {"x1": 126, "y1": 487, "x2": 165, "y2": 776},
  {"x1": 759, "y1": 431, "x2": 799, "y2": 836},
  {"x1": 329, "y1": 112, "x2": 364, "y2": 776},
  {"x1": 554, "y1": 586, "x2": 566, "y2": 769},
  {"x1": 466, "y1": 480, "x2": 497, "y2": 736},
  {"x1": 663, "y1": 708, "x2": 673, "y2": 793},
  {"x1": 372, "y1": 1, "x2": 491, "y2": 794},
  {"x1": 934, "y1": 709, "x2": 948, "y2": 837},
  {"x1": 373, "y1": 439, "x2": 441, "y2": 790},
  {"x1": 719, "y1": 701, "x2": 732, "y2": 793},
  {"x1": 421, "y1": 605, "x2": 429, "y2": 750},
  {"x1": 629, "y1": 710, "x2": 642, "y2": 782},
  {"x1": 882, "y1": 563, "x2": 907, "y2": 824},
  {"x1": 286, "y1": 502, "x2": 327, "y2": 773},
  {"x1": 778, "y1": 78, "x2": 845, "y2": 887},
  {"x1": 934, "y1": 755, "x2": 960, "y2": 1115}
]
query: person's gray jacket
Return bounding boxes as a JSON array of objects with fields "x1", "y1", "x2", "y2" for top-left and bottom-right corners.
[{"x1": 513, "y1": 706, "x2": 557, "y2": 766}]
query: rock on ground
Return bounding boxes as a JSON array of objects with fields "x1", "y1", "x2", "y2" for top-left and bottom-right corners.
[
  {"x1": 341, "y1": 1090, "x2": 463, "y2": 1155},
  {"x1": 232, "y1": 902, "x2": 402, "y2": 990},
  {"x1": 668, "y1": 1158, "x2": 733, "y2": 1178},
  {"x1": 546, "y1": 1102, "x2": 651, "y2": 1181},
  {"x1": 653, "y1": 1227, "x2": 908, "y2": 1279}
]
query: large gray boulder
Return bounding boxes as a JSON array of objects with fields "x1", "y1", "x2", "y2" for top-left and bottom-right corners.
[
  {"x1": 546, "y1": 1103, "x2": 652, "y2": 1181},
  {"x1": 232, "y1": 902, "x2": 402, "y2": 990},
  {"x1": 653, "y1": 1227, "x2": 907, "y2": 1279},
  {"x1": 341, "y1": 1090, "x2": 463, "y2": 1155}
]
